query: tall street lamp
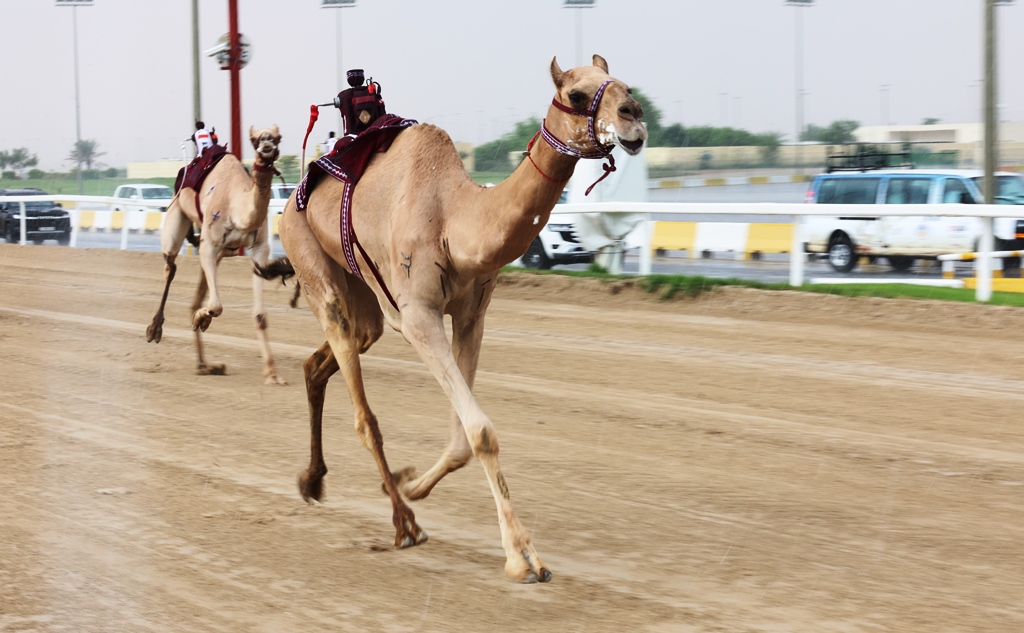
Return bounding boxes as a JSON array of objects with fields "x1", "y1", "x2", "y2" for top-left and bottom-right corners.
[
  {"x1": 563, "y1": 0, "x2": 596, "y2": 67},
  {"x1": 984, "y1": 0, "x2": 1015, "y2": 203},
  {"x1": 786, "y1": 0, "x2": 813, "y2": 170},
  {"x1": 880, "y1": 84, "x2": 890, "y2": 126},
  {"x1": 322, "y1": 0, "x2": 357, "y2": 97},
  {"x1": 57, "y1": 0, "x2": 93, "y2": 194}
]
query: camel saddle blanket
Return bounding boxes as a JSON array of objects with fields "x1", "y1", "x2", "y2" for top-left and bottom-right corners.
[
  {"x1": 174, "y1": 144, "x2": 230, "y2": 194},
  {"x1": 295, "y1": 114, "x2": 417, "y2": 311}
]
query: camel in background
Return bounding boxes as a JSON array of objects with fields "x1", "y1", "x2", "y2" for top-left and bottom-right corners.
[
  {"x1": 266, "y1": 56, "x2": 645, "y2": 582},
  {"x1": 147, "y1": 126, "x2": 287, "y2": 385}
]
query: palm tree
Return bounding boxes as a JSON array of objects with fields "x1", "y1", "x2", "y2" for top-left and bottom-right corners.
[{"x1": 67, "y1": 139, "x2": 105, "y2": 171}]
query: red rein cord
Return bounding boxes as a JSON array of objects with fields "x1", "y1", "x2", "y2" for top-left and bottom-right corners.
[
  {"x1": 524, "y1": 131, "x2": 570, "y2": 184},
  {"x1": 301, "y1": 104, "x2": 320, "y2": 179}
]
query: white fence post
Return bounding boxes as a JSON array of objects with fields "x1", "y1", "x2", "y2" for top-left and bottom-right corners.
[
  {"x1": 18, "y1": 201, "x2": 27, "y2": 245},
  {"x1": 977, "y1": 217, "x2": 994, "y2": 302},
  {"x1": 638, "y1": 217, "x2": 653, "y2": 276},
  {"x1": 789, "y1": 214, "x2": 805, "y2": 287}
]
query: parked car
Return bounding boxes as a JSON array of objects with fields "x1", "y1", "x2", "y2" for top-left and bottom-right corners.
[
  {"x1": 0, "y1": 188, "x2": 72, "y2": 245},
  {"x1": 271, "y1": 183, "x2": 296, "y2": 200},
  {"x1": 519, "y1": 190, "x2": 595, "y2": 269},
  {"x1": 804, "y1": 169, "x2": 1024, "y2": 273},
  {"x1": 112, "y1": 184, "x2": 174, "y2": 213}
]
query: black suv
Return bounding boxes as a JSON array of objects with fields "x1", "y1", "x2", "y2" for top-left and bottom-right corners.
[{"x1": 0, "y1": 188, "x2": 72, "y2": 245}]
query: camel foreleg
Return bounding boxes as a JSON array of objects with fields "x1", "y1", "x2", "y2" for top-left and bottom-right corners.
[
  {"x1": 401, "y1": 305, "x2": 549, "y2": 583},
  {"x1": 190, "y1": 272, "x2": 225, "y2": 376},
  {"x1": 192, "y1": 237, "x2": 224, "y2": 333},
  {"x1": 392, "y1": 293, "x2": 494, "y2": 501}
]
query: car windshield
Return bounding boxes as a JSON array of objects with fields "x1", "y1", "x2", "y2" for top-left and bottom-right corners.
[
  {"x1": 971, "y1": 175, "x2": 1024, "y2": 203},
  {"x1": 22, "y1": 201, "x2": 55, "y2": 211},
  {"x1": 142, "y1": 187, "x2": 172, "y2": 199}
]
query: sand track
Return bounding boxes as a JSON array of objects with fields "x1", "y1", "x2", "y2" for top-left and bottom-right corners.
[{"x1": 1, "y1": 244, "x2": 1022, "y2": 632}]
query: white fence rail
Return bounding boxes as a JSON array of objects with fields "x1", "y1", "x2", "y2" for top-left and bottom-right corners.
[{"x1": 1, "y1": 193, "x2": 1017, "y2": 302}]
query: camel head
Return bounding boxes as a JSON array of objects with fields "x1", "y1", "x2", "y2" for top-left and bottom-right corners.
[
  {"x1": 548, "y1": 54, "x2": 646, "y2": 156},
  {"x1": 249, "y1": 124, "x2": 282, "y2": 165}
]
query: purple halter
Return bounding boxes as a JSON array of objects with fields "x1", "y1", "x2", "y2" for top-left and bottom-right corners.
[{"x1": 540, "y1": 79, "x2": 617, "y2": 195}]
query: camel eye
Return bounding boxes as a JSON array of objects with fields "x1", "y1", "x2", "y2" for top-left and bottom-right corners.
[{"x1": 568, "y1": 90, "x2": 587, "y2": 110}]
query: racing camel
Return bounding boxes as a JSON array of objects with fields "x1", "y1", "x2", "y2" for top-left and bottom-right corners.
[
  {"x1": 266, "y1": 56, "x2": 645, "y2": 581},
  {"x1": 146, "y1": 125, "x2": 288, "y2": 385}
]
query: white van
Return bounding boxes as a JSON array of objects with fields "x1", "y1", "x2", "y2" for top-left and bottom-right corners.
[{"x1": 804, "y1": 169, "x2": 1024, "y2": 273}]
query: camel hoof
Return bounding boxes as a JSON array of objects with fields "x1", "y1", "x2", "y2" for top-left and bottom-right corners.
[
  {"x1": 146, "y1": 324, "x2": 162, "y2": 343},
  {"x1": 197, "y1": 363, "x2": 226, "y2": 376},
  {"x1": 508, "y1": 549, "x2": 551, "y2": 584},
  {"x1": 192, "y1": 310, "x2": 215, "y2": 332},
  {"x1": 299, "y1": 470, "x2": 325, "y2": 503},
  {"x1": 265, "y1": 373, "x2": 288, "y2": 386},
  {"x1": 399, "y1": 530, "x2": 428, "y2": 549},
  {"x1": 522, "y1": 569, "x2": 553, "y2": 584}
]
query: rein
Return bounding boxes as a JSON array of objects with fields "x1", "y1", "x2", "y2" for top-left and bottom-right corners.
[
  {"x1": 252, "y1": 160, "x2": 286, "y2": 187},
  {"x1": 532, "y1": 79, "x2": 617, "y2": 196}
]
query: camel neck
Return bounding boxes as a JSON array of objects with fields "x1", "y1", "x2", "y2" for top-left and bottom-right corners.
[
  {"x1": 251, "y1": 160, "x2": 277, "y2": 190},
  {"x1": 456, "y1": 138, "x2": 579, "y2": 274}
]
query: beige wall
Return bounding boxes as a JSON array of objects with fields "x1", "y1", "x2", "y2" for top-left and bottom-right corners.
[{"x1": 127, "y1": 161, "x2": 183, "y2": 179}]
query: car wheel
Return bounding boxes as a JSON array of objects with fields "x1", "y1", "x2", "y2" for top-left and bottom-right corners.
[
  {"x1": 521, "y1": 238, "x2": 552, "y2": 270},
  {"x1": 827, "y1": 234, "x2": 858, "y2": 273},
  {"x1": 887, "y1": 256, "x2": 916, "y2": 272},
  {"x1": 32, "y1": 237, "x2": 44, "y2": 245},
  {"x1": 58, "y1": 232, "x2": 71, "y2": 246}
]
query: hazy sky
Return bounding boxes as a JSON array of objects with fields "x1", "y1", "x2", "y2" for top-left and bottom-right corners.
[{"x1": 3, "y1": 0, "x2": 1023, "y2": 171}]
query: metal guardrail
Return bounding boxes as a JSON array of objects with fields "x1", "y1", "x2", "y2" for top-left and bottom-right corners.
[
  {"x1": 553, "y1": 201, "x2": 1010, "y2": 302},
  {"x1": 1, "y1": 193, "x2": 1015, "y2": 302}
]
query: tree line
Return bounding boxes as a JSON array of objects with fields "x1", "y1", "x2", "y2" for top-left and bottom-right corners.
[{"x1": 474, "y1": 87, "x2": 861, "y2": 172}]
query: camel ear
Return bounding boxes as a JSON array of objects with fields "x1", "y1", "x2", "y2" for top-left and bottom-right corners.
[
  {"x1": 550, "y1": 56, "x2": 565, "y2": 89},
  {"x1": 592, "y1": 54, "x2": 608, "y2": 74},
  {"x1": 248, "y1": 125, "x2": 255, "y2": 139},
  {"x1": 272, "y1": 124, "x2": 280, "y2": 138}
]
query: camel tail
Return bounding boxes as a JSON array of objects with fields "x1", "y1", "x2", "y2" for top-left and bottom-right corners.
[
  {"x1": 254, "y1": 257, "x2": 295, "y2": 282},
  {"x1": 254, "y1": 257, "x2": 302, "y2": 308},
  {"x1": 186, "y1": 224, "x2": 200, "y2": 248}
]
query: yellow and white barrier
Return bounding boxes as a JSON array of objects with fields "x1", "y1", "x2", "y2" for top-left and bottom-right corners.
[{"x1": 650, "y1": 221, "x2": 794, "y2": 259}]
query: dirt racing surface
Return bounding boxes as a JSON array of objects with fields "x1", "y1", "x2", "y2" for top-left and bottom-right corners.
[{"x1": 1, "y1": 244, "x2": 1022, "y2": 632}]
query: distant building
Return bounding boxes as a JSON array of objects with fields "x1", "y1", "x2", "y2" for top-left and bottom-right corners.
[{"x1": 856, "y1": 122, "x2": 1024, "y2": 145}]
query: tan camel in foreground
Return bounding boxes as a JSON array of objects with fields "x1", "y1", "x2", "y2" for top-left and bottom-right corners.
[
  {"x1": 269, "y1": 56, "x2": 645, "y2": 582},
  {"x1": 147, "y1": 126, "x2": 287, "y2": 385}
]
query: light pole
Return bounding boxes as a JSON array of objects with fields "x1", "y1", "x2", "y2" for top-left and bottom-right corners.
[
  {"x1": 192, "y1": 0, "x2": 201, "y2": 126},
  {"x1": 57, "y1": 0, "x2": 93, "y2": 194},
  {"x1": 786, "y1": 0, "x2": 813, "y2": 171},
  {"x1": 322, "y1": 0, "x2": 357, "y2": 96},
  {"x1": 563, "y1": 0, "x2": 596, "y2": 67},
  {"x1": 984, "y1": 0, "x2": 1014, "y2": 204},
  {"x1": 880, "y1": 84, "x2": 890, "y2": 126}
]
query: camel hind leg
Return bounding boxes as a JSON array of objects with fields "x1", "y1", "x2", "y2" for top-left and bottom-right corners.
[
  {"x1": 281, "y1": 204, "x2": 426, "y2": 548},
  {"x1": 297, "y1": 341, "x2": 338, "y2": 502},
  {"x1": 146, "y1": 194, "x2": 194, "y2": 343},
  {"x1": 247, "y1": 226, "x2": 287, "y2": 385}
]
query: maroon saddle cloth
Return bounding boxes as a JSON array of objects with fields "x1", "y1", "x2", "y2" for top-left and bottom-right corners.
[
  {"x1": 295, "y1": 114, "x2": 417, "y2": 312},
  {"x1": 296, "y1": 114, "x2": 416, "y2": 208},
  {"x1": 174, "y1": 144, "x2": 229, "y2": 194}
]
